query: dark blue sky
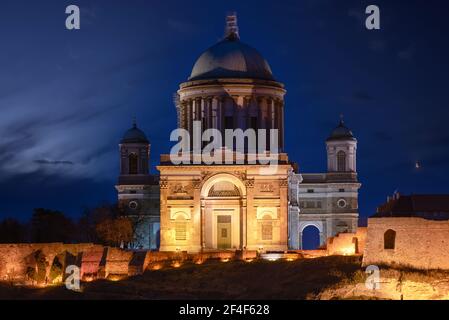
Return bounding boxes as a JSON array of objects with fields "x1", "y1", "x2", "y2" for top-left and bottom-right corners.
[{"x1": 0, "y1": 0, "x2": 448, "y2": 224}]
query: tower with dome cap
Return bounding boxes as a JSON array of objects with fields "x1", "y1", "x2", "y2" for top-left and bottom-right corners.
[
  {"x1": 116, "y1": 120, "x2": 160, "y2": 250},
  {"x1": 326, "y1": 117, "x2": 357, "y2": 173},
  {"x1": 288, "y1": 118, "x2": 361, "y2": 250}
]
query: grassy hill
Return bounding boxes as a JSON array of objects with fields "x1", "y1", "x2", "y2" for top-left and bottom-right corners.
[
  {"x1": 0, "y1": 256, "x2": 360, "y2": 300},
  {"x1": 2, "y1": 255, "x2": 449, "y2": 300}
]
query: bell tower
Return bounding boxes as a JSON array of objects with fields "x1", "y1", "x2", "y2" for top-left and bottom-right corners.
[
  {"x1": 119, "y1": 119, "x2": 150, "y2": 176},
  {"x1": 326, "y1": 117, "x2": 357, "y2": 173},
  {"x1": 116, "y1": 119, "x2": 160, "y2": 250}
]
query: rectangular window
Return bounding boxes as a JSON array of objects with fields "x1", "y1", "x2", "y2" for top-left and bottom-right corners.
[
  {"x1": 307, "y1": 189, "x2": 314, "y2": 193},
  {"x1": 175, "y1": 222, "x2": 187, "y2": 241},
  {"x1": 339, "y1": 189, "x2": 345, "y2": 193},
  {"x1": 262, "y1": 223, "x2": 273, "y2": 240}
]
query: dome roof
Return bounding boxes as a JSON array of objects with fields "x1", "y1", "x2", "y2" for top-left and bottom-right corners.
[
  {"x1": 189, "y1": 35, "x2": 275, "y2": 81},
  {"x1": 121, "y1": 122, "x2": 149, "y2": 144},
  {"x1": 327, "y1": 120, "x2": 356, "y2": 142}
]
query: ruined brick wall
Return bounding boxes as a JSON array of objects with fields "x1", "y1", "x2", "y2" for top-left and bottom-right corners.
[
  {"x1": 0, "y1": 244, "x2": 101, "y2": 280},
  {"x1": 0, "y1": 244, "x2": 115, "y2": 282},
  {"x1": 105, "y1": 248, "x2": 133, "y2": 276},
  {"x1": 0, "y1": 244, "x2": 261, "y2": 284},
  {"x1": 362, "y1": 218, "x2": 449, "y2": 270},
  {"x1": 326, "y1": 228, "x2": 367, "y2": 256}
]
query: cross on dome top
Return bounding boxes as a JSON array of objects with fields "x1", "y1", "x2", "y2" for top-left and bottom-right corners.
[{"x1": 225, "y1": 12, "x2": 240, "y2": 40}]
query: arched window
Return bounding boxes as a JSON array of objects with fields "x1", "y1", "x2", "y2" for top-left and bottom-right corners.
[
  {"x1": 261, "y1": 215, "x2": 273, "y2": 241},
  {"x1": 384, "y1": 229, "x2": 396, "y2": 250},
  {"x1": 128, "y1": 153, "x2": 138, "y2": 175},
  {"x1": 175, "y1": 216, "x2": 187, "y2": 241},
  {"x1": 208, "y1": 181, "x2": 240, "y2": 197},
  {"x1": 337, "y1": 151, "x2": 347, "y2": 172}
]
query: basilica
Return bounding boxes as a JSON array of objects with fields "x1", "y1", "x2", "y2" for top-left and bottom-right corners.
[{"x1": 115, "y1": 15, "x2": 361, "y2": 252}]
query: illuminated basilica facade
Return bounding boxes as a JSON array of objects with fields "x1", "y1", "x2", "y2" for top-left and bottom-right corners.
[{"x1": 116, "y1": 15, "x2": 361, "y2": 252}]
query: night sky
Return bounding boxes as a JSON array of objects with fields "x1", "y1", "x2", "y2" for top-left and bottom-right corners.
[{"x1": 1, "y1": 0, "x2": 448, "y2": 225}]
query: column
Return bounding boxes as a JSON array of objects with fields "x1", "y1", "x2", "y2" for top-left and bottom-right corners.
[
  {"x1": 288, "y1": 206, "x2": 300, "y2": 250},
  {"x1": 236, "y1": 95, "x2": 245, "y2": 129},
  {"x1": 200, "y1": 201, "x2": 206, "y2": 250},
  {"x1": 201, "y1": 98, "x2": 206, "y2": 131},
  {"x1": 279, "y1": 179, "x2": 288, "y2": 249},
  {"x1": 206, "y1": 98, "x2": 212, "y2": 130},
  {"x1": 193, "y1": 182, "x2": 202, "y2": 252},
  {"x1": 241, "y1": 198, "x2": 247, "y2": 250},
  {"x1": 192, "y1": 99, "x2": 198, "y2": 122},
  {"x1": 159, "y1": 178, "x2": 169, "y2": 251},
  {"x1": 219, "y1": 97, "x2": 225, "y2": 147},
  {"x1": 212, "y1": 97, "x2": 218, "y2": 130},
  {"x1": 319, "y1": 232, "x2": 325, "y2": 246},
  {"x1": 280, "y1": 101, "x2": 285, "y2": 151},
  {"x1": 186, "y1": 100, "x2": 192, "y2": 151},
  {"x1": 245, "y1": 179, "x2": 255, "y2": 250}
]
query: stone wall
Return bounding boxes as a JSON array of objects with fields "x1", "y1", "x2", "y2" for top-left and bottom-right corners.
[
  {"x1": 0, "y1": 239, "x2": 374, "y2": 286},
  {"x1": 0, "y1": 243, "x2": 265, "y2": 285},
  {"x1": 326, "y1": 228, "x2": 367, "y2": 256},
  {"x1": 0, "y1": 243, "x2": 103, "y2": 282},
  {"x1": 362, "y1": 218, "x2": 449, "y2": 270}
]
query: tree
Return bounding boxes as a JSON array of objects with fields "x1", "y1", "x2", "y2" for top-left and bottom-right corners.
[
  {"x1": 30, "y1": 208, "x2": 75, "y2": 243},
  {"x1": 75, "y1": 203, "x2": 122, "y2": 243},
  {"x1": 95, "y1": 217, "x2": 133, "y2": 247},
  {"x1": 0, "y1": 218, "x2": 27, "y2": 243}
]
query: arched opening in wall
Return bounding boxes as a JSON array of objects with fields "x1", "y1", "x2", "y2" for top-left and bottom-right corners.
[
  {"x1": 337, "y1": 151, "x2": 346, "y2": 172},
  {"x1": 302, "y1": 226, "x2": 320, "y2": 250},
  {"x1": 384, "y1": 229, "x2": 396, "y2": 250},
  {"x1": 202, "y1": 174, "x2": 245, "y2": 250},
  {"x1": 128, "y1": 153, "x2": 138, "y2": 175}
]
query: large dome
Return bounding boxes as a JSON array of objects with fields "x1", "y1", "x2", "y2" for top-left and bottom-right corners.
[{"x1": 189, "y1": 35, "x2": 275, "y2": 81}]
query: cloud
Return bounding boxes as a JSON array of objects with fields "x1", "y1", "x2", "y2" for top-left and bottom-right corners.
[
  {"x1": 167, "y1": 18, "x2": 197, "y2": 34},
  {"x1": 34, "y1": 160, "x2": 74, "y2": 166},
  {"x1": 368, "y1": 39, "x2": 386, "y2": 53},
  {"x1": 373, "y1": 131, "x2": 393, "y2": 142},
  {"x1": 80, "y1": 4, "x2": 98, "y2": 26},
  {"x1": 352, "y1": 91, "x2": 375, "y2": 102},
  {"x1": 348, "y1": 8, "x2": 365, "y2": 24},
  {"x1": 398, "y1": 46, "x2": 415, "y2": 61}
]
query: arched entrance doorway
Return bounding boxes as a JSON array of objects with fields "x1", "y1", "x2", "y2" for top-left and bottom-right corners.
[
  {"x1": 299, "y1": 221, "x2": 324, "y2": 250},
  {"x1": 302, "y1": 225, "x2": 321, "y2": 250},
  {"x1": 201, "y1": 174, "x2": 246, "y2": 250}
]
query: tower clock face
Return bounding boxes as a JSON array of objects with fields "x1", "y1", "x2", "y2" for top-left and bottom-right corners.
[{"x1": 128, "y1": 200, "x2": 139, "y2": 210}]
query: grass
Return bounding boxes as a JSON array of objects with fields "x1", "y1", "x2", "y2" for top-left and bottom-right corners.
[
  {"x1": 0, "y1": 256, "x2": 363, "y2": 300},
  {"x1": 4, "y1": 255, "x2": 448, "y2": 300}
]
